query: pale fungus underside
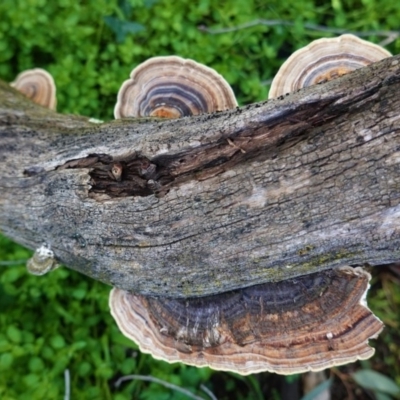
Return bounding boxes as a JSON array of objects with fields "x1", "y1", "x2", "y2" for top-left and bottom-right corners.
[
  {"x1": 110, "y1": 267, "x2": 383, "y2": 375},
  {"x1": 10, "y1": 68, "x2": 57, "y2": 110},
  {"x1": 269, "y1": 34, "x2": 392, "y2": 99},
  {"x1": 26, "y1": 244, "x2": 59, "y2": 276},
  {"x1": 114, "y1": 56, "x2": 237, "y2": 119}
]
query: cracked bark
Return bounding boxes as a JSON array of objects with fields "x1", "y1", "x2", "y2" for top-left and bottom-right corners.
[{"x1": 1, "y1": 55, "x2": 400, "y2": 297}]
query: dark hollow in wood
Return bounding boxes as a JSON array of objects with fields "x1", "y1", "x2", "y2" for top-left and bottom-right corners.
[{"x1": 57, "y1": 153, "x2": 170, "y2": 197}]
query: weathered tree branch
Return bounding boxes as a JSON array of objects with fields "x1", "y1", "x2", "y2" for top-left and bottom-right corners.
[{"x1": 1, "y1": 55, "x2": 400, "y2": 297}]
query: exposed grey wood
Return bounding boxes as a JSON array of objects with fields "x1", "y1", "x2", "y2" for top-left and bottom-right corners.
[{"x1": 1, "y1": 55, "x2": 400, "y2": 297}]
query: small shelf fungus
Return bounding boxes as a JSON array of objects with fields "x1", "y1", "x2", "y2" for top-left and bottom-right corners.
[
  {"x1": 110, "y1": 267, "x2": 383, "y2": 375},
  {"x1": 26, "y1": 244, "x2": 59, "y2": 276},
  {"x1": 114, "y1": 56, "x2": 237, "y2": 119},
  {"x1": 11, "y1": 68, "x2": 57, "y2": 110},
  {"x1": 269, "y1": 34, "x2": 391, "y2": 99}
]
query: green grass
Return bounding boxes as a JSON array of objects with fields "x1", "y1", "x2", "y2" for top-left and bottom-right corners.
[{"x1": 1, "y1": 0, "x2": 400, "y2": 398}]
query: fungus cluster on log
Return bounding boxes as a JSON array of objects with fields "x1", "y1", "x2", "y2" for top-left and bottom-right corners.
[{"x1": 17, "y1": 34, "x2": 391, "y2": 375}]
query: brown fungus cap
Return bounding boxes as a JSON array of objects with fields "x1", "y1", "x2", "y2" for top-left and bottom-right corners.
[
  {"x1": 114, "y1": 56, "x2": 237, "y2": 119},
  {"x1": 110, "y1": 266, "x2": 383, "y2": 375},
  {"x1": 269, "y1": 34, "x2": 391, "y2": 99},
  {"x1": 11, "y1": 68, "x2": 57, "y2": 110}
]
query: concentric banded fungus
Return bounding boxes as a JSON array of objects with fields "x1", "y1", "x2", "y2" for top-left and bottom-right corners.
[
  {"x1": 114, "y1": 56, "x2": 237, "y2": 119},
  {"x1": 11, "y1": 68, "x2": 57, "y2": 110},
  {"x1": 269, "y1": 34, "x2": 391, "y2": 99},
  {"x1": 110, "y1": 267, "x2": 383, "y2": 375}
]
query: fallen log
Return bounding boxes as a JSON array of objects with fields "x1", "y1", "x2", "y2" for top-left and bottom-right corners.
[{"x1": 1, "y1": 55, "x2": 400, "y2": 297}]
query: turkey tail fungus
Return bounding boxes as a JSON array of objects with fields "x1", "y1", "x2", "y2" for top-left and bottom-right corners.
[
  {"x1": 114, "y1": 56, "x2": 237, "y2": 119},
  {"x1": 268, "y1": 34, "x2": 391, "y2": 99},
  {"x1": 110, "y1": 267, "x2": 383, "y2": 375},
  {"x1": 11, "y1": 68, "x2": 57, "y2": 110}
]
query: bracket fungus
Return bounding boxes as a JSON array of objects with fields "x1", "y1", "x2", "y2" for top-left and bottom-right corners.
[
  {"x1": 269, "y1": 34, "x2": 391, "y2": 98},
  {"x1": 114, "y1": 56, "x2": 237, "y2": 119},
  {"x1": 110, "y1": 267, "x2": 383, "y2": 375},
  {"x1": 26, "y1": 244, "x2": 59, "y2": 276},
  {"x1": 11, "y1": 68, "x2": 57, "y2": 110}
]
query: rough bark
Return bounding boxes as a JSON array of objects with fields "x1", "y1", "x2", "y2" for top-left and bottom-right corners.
[{"x1": 1, "y1": 55, "x2": 400, "y2": 297}]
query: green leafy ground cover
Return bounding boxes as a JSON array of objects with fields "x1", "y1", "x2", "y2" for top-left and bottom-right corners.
[{"x1": 1, "y1": 0, "x2": 400, "y2": 398}]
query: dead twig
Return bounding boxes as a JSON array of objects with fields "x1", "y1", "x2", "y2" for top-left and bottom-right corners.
[
  {"x1": 114, "y1": 374, "x2": 208, "y2": 400},
  {"x1": 330, "y1": 368, "x2": 354, "y2": 400},
  {"x1": 64, "y1": 369, "x2": 70, "y2": 400},
  {"x1": 198, "y1": 20, "x2": 400, "y2": 46},
  {"x1": 200, "y1": 383, "x2": 218, "y2": 400},
  {"x1": 0, "y1": 259, "x2": 28, "y2": 266}
]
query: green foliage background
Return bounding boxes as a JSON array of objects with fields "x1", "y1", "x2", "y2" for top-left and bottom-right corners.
[{"x1": 1, "y1": 0, "x2": 400, "y2": 399}]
